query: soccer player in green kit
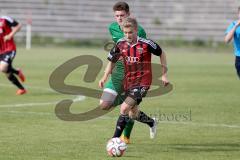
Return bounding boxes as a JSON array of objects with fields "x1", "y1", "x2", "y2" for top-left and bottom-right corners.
[{"x1": 99, "y1": 2, "x2": 147, "y2": 144}]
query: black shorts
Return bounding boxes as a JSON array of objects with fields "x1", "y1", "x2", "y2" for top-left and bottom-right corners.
[
  {"x1": 126, "y1": 86, "x2": 149, "y2": 105},
  {"x1": 235, "y1": 56, "x2": 240, "y2": 78},
  {"x1": 0, "y1": 51, "x2": 16, "y2": 65}
]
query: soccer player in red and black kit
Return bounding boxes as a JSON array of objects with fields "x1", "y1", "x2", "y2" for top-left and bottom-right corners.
[
  {"x1": 99, "y1": 17, "x2": 169, "y2": 139},
  {"x1": 0, "y1": 16, "x2": 26, "y2": 95}
]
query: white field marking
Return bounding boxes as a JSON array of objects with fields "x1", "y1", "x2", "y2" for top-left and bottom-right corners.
[
  {"x1": 0, "y1": 101, "x2": 58, "y2": 108},
  {"x1": 97, "y1": 116, "x2": 240, "y2": 129},
  {"x1": 0, "y1": 110, "x2": 53, "y2": 115},
  {"x1": 72, "y1": 96, "x2": 86, "y2": 102},
  {"x1": 0, "y1": 82, "x2": 86, "y2": 108},
  {"x1": 0, "y1": 83, "x2": 53, "y2": 92},
  {"x1": 1, "y1": 83, "x2": 239, "y2": 129},
  {"x1": 0, "y1": 96, "x2": 86, "y2": 108},
  {"x1": 0, "y1": 110, "x2": 239, "y2": 130},
  {"x1": 157, "y1": 121, "x2": 240, "y2": 129}
]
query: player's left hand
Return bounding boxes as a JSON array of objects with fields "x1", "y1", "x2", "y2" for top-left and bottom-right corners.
[{"x1": 3, "y1": 34, "x2": 12, "y2": 42}]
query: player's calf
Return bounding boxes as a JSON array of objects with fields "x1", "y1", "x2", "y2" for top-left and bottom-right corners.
[{"x1": 120, "y1": 101, "x2": 133, "y2": 115}]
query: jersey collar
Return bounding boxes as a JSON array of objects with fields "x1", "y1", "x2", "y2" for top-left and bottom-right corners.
[{"x1": 124, "y1": 36, "x2": 140, "y2": 47}]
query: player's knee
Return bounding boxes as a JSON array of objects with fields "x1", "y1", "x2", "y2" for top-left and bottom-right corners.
[
  {"x1": 120, "y1": 102, "x2": 131, "y2": 115},
  {"x1": 0, "y1": 67, "x2": 7, "y2": 73},
  {"x1": 99, "y1": 100, "x2": 112, "y2": 110},
  {"x1": 128, "y1": 111, "x2": 136, "y2": 119},
  {"x1": 99, "y1": 90, "x2": 117, "y2": 110},
  {"x1": 0, "y1": 64, "x2": 8, "y2": 73}
]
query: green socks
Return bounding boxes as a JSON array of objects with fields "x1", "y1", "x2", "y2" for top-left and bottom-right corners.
[{"x1": 123, "y1": 119, "x2": 134, "y2": 138}]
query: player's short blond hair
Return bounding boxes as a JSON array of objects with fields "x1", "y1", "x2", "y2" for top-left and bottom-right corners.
[{"x1": 122, "y1": 17, "x2": 138, "y2": 30}]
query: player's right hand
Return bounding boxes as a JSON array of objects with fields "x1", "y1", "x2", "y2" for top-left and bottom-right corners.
[{"x1": 3, "y1": 34, "x2": 12, "y2": 42}]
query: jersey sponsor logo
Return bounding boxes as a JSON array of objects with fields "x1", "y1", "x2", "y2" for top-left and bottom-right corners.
[{"x1": 125, "y1": 56, "x2": 140, "y2": 63}]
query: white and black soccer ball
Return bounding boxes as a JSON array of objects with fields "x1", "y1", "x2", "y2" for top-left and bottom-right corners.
[{"x1": 106, "y1": 137, "x2": 127, "y2": 157}]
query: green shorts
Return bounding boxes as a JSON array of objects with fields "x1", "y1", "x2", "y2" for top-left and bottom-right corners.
[{"x1": 104, "y1": 77, "x2": 123, "y2": 95}]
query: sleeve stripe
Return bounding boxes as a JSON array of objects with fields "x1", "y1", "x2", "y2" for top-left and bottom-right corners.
[{"x1": 139, "y1": 38, "x2": 157, "y2": 49}]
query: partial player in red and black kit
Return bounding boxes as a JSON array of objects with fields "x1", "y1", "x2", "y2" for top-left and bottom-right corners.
[
  {"x1": 0, "y1": 16, "x2": 26, "y2": 95},
  {"x1": 99, "y1": 17, "x2": 169, "y2": 140}
]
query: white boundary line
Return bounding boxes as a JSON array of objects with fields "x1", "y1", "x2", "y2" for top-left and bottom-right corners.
[
  {"x1": 0, "y1": 110, "x2": 239, "y2": 129},
  {"x1": 98, "y1": 116, "x2": 240, "y2": 129},
  {"x1": 0, "y1": 110, "x2": 52, "y2": 115},
  {"x1": 0, "y1": 101, "x2": 58, "y2": 108},
  {"x1": 1, "y1": 84, "x2": 239, "y2": 129},
  {"x1": 0, "y1": 96, "x2": 86, "y2": 108},
  {"x1": 158, "y1": 121, "x2": 240, "y2": 129},
  {"x1": 0, "y1": 83, "x2": 54, "y2": 92},
  {"x1": 0, "y1": 83, "x2": 86, "y2": 108}
]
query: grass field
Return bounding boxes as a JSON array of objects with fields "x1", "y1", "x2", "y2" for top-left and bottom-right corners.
[{"x1": 0, "y1": 46, "x2": 239, "y2": 160}]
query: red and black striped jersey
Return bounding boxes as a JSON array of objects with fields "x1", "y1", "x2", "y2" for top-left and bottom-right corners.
[
  {"x1": 0, "y1": 16, "x2": 18, "y2": 55},
  {"x1": 108, "y1": 37, "x2": 162, "y2": 90}
]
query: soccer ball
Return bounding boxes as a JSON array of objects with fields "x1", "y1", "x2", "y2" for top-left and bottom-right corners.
[{"x1": 106, "y1": 137, "x2": 127, "y2": 157}]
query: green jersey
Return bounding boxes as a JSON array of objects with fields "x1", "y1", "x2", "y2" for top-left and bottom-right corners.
[
  {"x1": 104, "y1": 22, "x2": 147, "y2": 94},
  {"x1": 108, "y1": 22, "x2": 146, "y2": 43}
]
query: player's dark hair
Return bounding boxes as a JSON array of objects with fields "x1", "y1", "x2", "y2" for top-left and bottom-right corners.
[
  {"x1": 238, "y1": 6, "x2": 240, "y2": 12},
  {"x1": 113, "y1": 1, "x2": 130, "y2": 13}
]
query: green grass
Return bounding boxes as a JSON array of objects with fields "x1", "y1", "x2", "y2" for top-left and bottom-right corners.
[{"x1": 0, "y1": 46, "x2": 239, "y2": 160}]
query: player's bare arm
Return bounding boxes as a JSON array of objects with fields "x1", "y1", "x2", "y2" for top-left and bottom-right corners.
[
  {"x1": 224, "y1": 20, "x2": 240, "y2": 43},
  {"x1": 159, "y1": 51, "x2": 169, "y2": 86},
  {"x1": 99, "y1": 61, "x2": 116, "y2": 88},
  {"x1": 3, "y1": 23, "x2": 21, "y2": 42}
]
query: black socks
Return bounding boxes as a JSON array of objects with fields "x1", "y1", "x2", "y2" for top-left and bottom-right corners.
[
  {"x1": 136, "y1": 111, "x2": 154, "y2": 127},
  {"x1": 113, "y1": 114, "x2": 130, "y2": 138},
  {"x1": 8, "y1": 73, "x2": 24, "y2": 89}
]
